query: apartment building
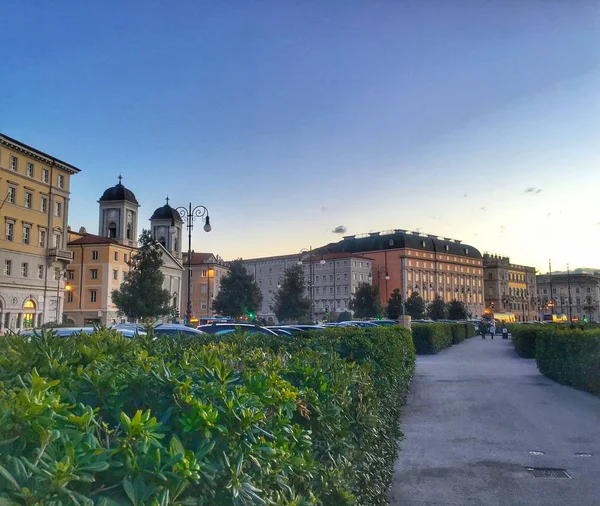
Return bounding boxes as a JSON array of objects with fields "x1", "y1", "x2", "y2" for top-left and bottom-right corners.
[
  {"x1": 181, "y1": 252, "x2": 229, "y2": 321},
  {"x1": 0, "y1": 133, "x2": 80, "y2": 332},
  {"x1": 240, "y1": 252, "x2": 373, "y2": 323},
  {"x1": 483, "y1": 254, "x2": 538, "y2": 321},
  {"x1": 536, "y1": 273, "x2": 600, "y2": 322},
  {"x1": 316, "y1": 229, "x2": 485, "y2": 318}
]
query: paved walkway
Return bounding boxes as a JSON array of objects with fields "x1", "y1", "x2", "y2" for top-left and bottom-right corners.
[{"x1": 389, "y1": 335, "x2": 600, "y2": 506}]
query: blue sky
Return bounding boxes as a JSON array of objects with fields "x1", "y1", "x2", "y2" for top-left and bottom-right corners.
[{"x1": 1, "y1": 0, "x2": 599, "y2": 272}]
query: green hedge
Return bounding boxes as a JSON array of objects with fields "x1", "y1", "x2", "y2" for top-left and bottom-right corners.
[
  {"x1": 536, "y1": 329, "x2": 600, "y2": 396},
  {"x1": 411, "y1": 323, "x2": 453, "y2": 354},
  {"x1": 449, "y1": 324, "x2": 467, "y2": 344},
  {"x1": 508, "y1": 324, "x2": 543, "y2": 358},
  {"x1": 0, "y1": 326, "x2": 415, "y2": 505}
]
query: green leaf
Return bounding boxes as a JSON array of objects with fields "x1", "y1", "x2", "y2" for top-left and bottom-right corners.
[{"x1": 0, "y1": 463, "x2": 19, "y2": 491}]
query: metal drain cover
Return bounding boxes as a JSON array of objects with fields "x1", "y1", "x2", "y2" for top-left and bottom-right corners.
[{"x1": 527, "y1": 467, "x2": 571, "y2": 478}]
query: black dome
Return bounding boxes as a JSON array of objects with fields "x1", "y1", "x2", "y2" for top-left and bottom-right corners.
[
  {"x1": 99, "y1": 177, "x2": 139, "y2": 205},
  {"x1": 151, "y1": 203, "x2": 183, "y2": 223}
]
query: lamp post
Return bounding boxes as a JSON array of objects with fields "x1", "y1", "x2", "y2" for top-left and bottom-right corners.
[
  {"x1": 176, "y1": 203, "x2": 211, "y2": 325},
  {"x1": 55, "y1": 268, "x2": 71, "y2": 324}
]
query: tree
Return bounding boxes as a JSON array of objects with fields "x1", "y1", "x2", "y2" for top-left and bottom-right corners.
[
  {"x1": 112, "y1": 230, "x2": 171, "y2": 321},
  {"x1": 386, "y1": 288, "x2": 404, "y2": 319},
  {"x1": 448, "y1": 299, "x2": 468, "y2": 320},
  {"x1": 350, "y1": 283, "x2": 382, "y2": 319},
  {"x1": 273, "y1": 265, "x2": 311, "y2": 323},
  {"x1": 337, "y1": 310, "x2": 352, "y2": 323},
  {"x1": 213, "y1": 260, "x2": 262, "y2": 319},
  {"x1": 427, "y1": 295, "x2": 447, "y2": 321},
  {"x1": 404, "y1": 292, "x2": 425, "y2": 319}
]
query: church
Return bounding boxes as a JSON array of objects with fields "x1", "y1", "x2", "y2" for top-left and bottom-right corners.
[{"x1": 64, "y1": 177, "x2": 184, "y2": 325}]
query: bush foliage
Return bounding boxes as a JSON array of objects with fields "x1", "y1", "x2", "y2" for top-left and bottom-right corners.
[
  {"x1": 508, "y1": 324, "x2": 541, "y2": 358},
  {"x1": 411, "y1": 323, "x2": 453, "y2": 354},
  {"x1": 0, "y1": 325, "x2": 415, "y2": 505}
]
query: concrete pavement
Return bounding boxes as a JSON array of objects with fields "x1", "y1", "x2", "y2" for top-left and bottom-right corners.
[{"x1": 389, "y1": 335, "x2": 600, "y2": 506}]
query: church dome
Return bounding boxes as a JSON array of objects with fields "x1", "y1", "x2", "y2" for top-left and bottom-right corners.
[
  {"x1": 99, "y1": 175, "x2": 139, "y2": 205},
  {"x1": 151, "y1": 198, "x2": 183, "y2": 223}
]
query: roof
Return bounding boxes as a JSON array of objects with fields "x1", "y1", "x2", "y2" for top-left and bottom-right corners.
[
  {"x1": 99, "y1": 176, "x2": 139, "y2": 205},
  {"x1": 0, "y1": 133, "x2": 81, "y2": 174},
  {"x1": 68, "y1": 233, "x2": 119, "y2": 246},
  {"x1": 302, "y1": 252, "x2": 375, "y2": 262},
  {"x1": 316, "y1": 229, "x2": 482, "y2": 259},
  {"x1": 183, "y1": 252, "x2": 216, "y2": 265},
  {"x1": 150, "y1": 202, "x2": 183, "y2": 223}
]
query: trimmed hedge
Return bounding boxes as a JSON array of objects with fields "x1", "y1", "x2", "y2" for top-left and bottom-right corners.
[
  {"x1": 536, "y1": 329, "x2": 600, "y2": 396},
  {"x1": 509, "y1": 324, "x2": 542, "y2": 358},
  {"x1": 449, "y1": 324, "x2": 467, "y2": 344},
  {"x1": 0, "y1": 325, "x2": 415, "y2": 505},
  {"x1": 411, "y1": 323, "x2": 453, "y2": 354}
]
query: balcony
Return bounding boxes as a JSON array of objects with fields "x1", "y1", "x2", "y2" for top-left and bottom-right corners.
[{"x1": 47, "y1": 248, "x2": 73, "y2": 266}]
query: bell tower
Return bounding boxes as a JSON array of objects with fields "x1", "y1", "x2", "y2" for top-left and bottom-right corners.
[
  {"x1": 149, "y1": 196, "x2": 183, "y2": 260},
  {"x1": 98, "y1": 175, "x2": 140, "y2": 247}
]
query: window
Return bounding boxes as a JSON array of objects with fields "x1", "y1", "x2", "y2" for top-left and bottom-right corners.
[
  {"x1": 67, "y1": 270, "x2": 75, "y2": 279},
  {"x1": 22, "y1": 225, "x2": 30, "y2": 245},
  {"x1": 7, "y1": 187, "x2": 16, "y2": 204},
  {"x1": 89, "y1": 290, "x2": 97, "y2": 303},
  {"x1": 24, "y1": 191, "x2": 32, "y2": 208},
  {"x1": 576, "y1": 287, "x2": 580, "y2": 294},
  {"x1": 113, "y1": 269, "x2": 118, "y2": 280},
  {"x1": 108, "y1": 222, "x2": 117, "y2": 239},
  {"x1": 41, "y1": 196, "x2": 48, "y2": 213},
  {"x1": 21, "y1": 263, "x2": 28, "y2": 277},
  {"x1": 10, "y1": 155, "x2": 18, "y2": 171},
  {"x1": 114, "y1": 252, "x2": 118, "y2": 261},
  {"x1": 54, "y1": 267, "x2": 60, "y2": 280},
  {"x1": 39, "y1": 228, "x2": 47, "y2": 247},
  {"x1": 124, "y1": 254, "x2": 128, "y2": 263},
  {"x1": 4, "y1": 260, "x2": 12, "y2": 275},
  {"x1": 5, "y1": 221, "x2": 14, "y2": 241},
  {"x1": 66, "y1": 292, "x2": 74, "y2": 303},
  {"x1": 90, "y1": 269, "x2": 98, "y2": 279},
  {"x1": 126, "y1": 223, "x2": 132, "y2": 240},
  {"x1": 42, "y1": 168, "x2": 49, "y2": 183},
  {"x1": 58, "y1": 174, "x2": 65, "y2": 188},
  {"x1": 315, "y1": 275, "x2": 320, "y2": 282},
  {"x1": 553, "y1": 288, "x2": 557, "y2": 294},
  {"x1": 26, "y1": 162, "x2": 34, "y2": 177},
  {"x1": 38, "y1": 265, "x2": 44, "y2": 279},
  {"x1": 344, "y1": 286, "x2": 348, "y2": 294},
  {"x1": 92, "y1": 250, "x2": 99, "y2": 260},
  {"x1": 587, "y1": 287, "x2": 591, "y2": 293},
  {"x1": 55, "y1": 201, "x2": 62, "y2": 217},
  {"x1": 329, "y1": 274, "x2": 333, "y2": 281},
  {"x1": 201, "y1": 301, "x2": 208, "y2": 310},
  {"x1": 336, "y1": 286, "x2": 340, "y2": 293},
  {"x1": 329, "y1": 287, "x2": 333, "y2": 294}
]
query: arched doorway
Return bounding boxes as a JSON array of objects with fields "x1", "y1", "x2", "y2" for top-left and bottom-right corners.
[
  {"x1": 108, "y1": 222, "x2": 117, "y2": 239},
  {"x1": 23, "y1": 299, "x2": 36, "y2": 329}
]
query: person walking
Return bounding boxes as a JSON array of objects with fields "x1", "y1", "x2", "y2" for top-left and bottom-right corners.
[
  {"x1": 489, "y1": 319, "x2": 496, "y2": 340},
  {"x1": 501, "y1": 322, "x2": 509, "y2": 339},
  {"x1": 478, "y1": 320, "x2": 487, "y2": 339}
]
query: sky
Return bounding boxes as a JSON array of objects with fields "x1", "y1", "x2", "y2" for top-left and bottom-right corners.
[{"x1": 1, "y1": 0, "x2": 599, "y2": 273}]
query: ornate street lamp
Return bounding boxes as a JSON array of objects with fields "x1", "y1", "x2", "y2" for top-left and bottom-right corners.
[{"x1": 176, "y1": 203, "x2": 211, "y2": 325}]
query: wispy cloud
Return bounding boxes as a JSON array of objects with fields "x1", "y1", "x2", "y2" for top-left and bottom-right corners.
[
  {"x1": 480, "y1": 207, "x2": 486, "y2": 211},
  {"x1": 525, "y1": 187, "x2": 542, "y2": 195},
  {"x1": 320, "y1": 206, "x2": 327, "y2": 212},
  {"x1": 332, "y1": 225, "x2": 347, "y2": 234}
]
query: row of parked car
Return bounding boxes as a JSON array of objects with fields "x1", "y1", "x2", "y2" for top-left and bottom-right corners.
[{"x1": 15, "y1": 319, "x2": 404, "y2": 339}]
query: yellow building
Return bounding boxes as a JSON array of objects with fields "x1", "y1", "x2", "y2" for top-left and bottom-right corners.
[{"x1": 0, "y1": 133, "x2": 80, "y2": 332}]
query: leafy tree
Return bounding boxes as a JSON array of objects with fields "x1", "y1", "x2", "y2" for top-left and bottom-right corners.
[
  {"x1": 213, "y1": 260, "x2": 262, "y2": 318},
  {"x1": 273, "y1": 265, "x2": 311, "y2": 323},
  {"x1": 448, "y1": 299, "x2": 468, "y2": 320},
  {"x1": 112, "y1": 230, "x2": 170, "y2": 321},
  {"x1": 427, "y1": 295, "x2": 447, "y2": 321},
  {"x1": 404, "y1": 292, "x2": 425, "y2": 319},
  {"x1": 386, "y1": 288, "x2": 403, "y2": 319},
  {"x1": 350, "y1": 283, "x2": 382, "y2": 319},
  {"x1": 337, "y1": 310, "x2": 352, "y2": 322}
]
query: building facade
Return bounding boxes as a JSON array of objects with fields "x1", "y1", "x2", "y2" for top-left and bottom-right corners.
[
  {"x1": 65, "y1": 181, "x2": 184, "y2": 325},
  {"x1": 241, "y1": 252, "x2": 373, "y2": 323},
  {"x1": 483, "y1": 254, "x2": 538, "y2": 322},
  {"x1": 536, "y1": 273, "x2": 600, "y2": 322},
  {"x1": 0, "y1": 133, "x2": 80, "y2": 332},
  {"x1": 316, "y1": 229, "x2": 485, "y2": 319}
]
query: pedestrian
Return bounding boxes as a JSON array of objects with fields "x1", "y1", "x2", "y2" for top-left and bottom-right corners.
[
  {"x1": 478, "y1": 321, "x2": 487, "y2": 339},
  {"x1": 501, "y1": 322, "x2": 509, "y2": 339},
  {"x1": 489, "y1": 319, "x2": 496, "y2": 340}
]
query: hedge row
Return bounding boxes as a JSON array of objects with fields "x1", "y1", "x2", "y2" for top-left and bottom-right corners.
[
  {"x1": 0, "y1": 325, "x2": 415, "y2": 505},
  {"x1": 536, "y1": 330, "x2": 600, "y2": 396},
  {"x1": 410, "y1": 323, "x2": 475, "y2": 354},
  {"x1": 508, "y1": 324, "x2": 540, "y2": 358}
]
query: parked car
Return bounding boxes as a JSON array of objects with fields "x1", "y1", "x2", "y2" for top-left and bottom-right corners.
[
  {"x1": 267, "y1": 327, "x2": 294, "y2": 337},
  {"x1": 18, "y1": 327, "x2": 147, "y2": 338},
  {"x1": 198, "y1": 323, "x2": 278, "y2": 336},
  {"x1": 153, "y1": 323, "x2": 206, "y2": 337},
  {"x1": 367, "y1": 319, "x2": 400, "y2": 326},
  {"x1": 338, "y1": 321, "x2": 379, "y2": 328},
  {"x1": 267, "y1": 326, "x2": 306, "y2": 336},
  {"x1": 280, "y1": 324, "x2": 326, "y2": 332}
]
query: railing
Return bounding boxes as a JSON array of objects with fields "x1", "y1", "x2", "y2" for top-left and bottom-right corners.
[{"x1": 47, "y1": 248, "x2": 73, "y2": 261}]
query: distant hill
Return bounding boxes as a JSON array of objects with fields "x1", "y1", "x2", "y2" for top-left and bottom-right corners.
[{"x1": 548, "y1": 268, "x2": 600, "y2": 276}]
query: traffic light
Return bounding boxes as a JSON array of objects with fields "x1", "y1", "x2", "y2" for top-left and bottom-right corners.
[
  {"x1": 325, "y1": 306, "x2": 329, "y2": 315},
  {"x1": 175, "y1": 308, "x2": 180, "y2": 318}
]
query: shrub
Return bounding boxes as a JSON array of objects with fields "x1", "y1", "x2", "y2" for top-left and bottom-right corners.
[
  {"x1": 0, "y1": 325, "x2": 415, "y2": 505},
  {"x1": 536, "y1": 329, "x2": 600, "y2": 396},
  {"x1": 411, "y1": 323, "x2": 453, "y2": 354},
  {"x1": 449, "y1": 323, "x2": 467, "y2": 344},
  {"x1": 464, "y1": 323, "x2": 477, "y2": 338},
  {"x1": 509, "y1": 324, "x2": 545, "y2": 358}
]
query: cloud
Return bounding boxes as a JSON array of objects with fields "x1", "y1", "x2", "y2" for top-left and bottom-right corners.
[
  {"x1": 480, "y1": 207, "x2": 486, "y2": 211},
  {"x1": 463, "y1": 193, "x2": 468, "y2": 198},
  {"x1": 320, "y1": 206, "x2": 327, "y2": 212},
  {"x1": 332, "y1": 225, "x2": 347, "y2": 234},
  {"x1": 525, "y1": 187, "x2": 542, "y2": 195}
]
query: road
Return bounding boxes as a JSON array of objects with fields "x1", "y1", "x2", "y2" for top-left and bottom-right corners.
[{"x1": 389, "y1": 335, "x2": 600, "y2": 506}]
